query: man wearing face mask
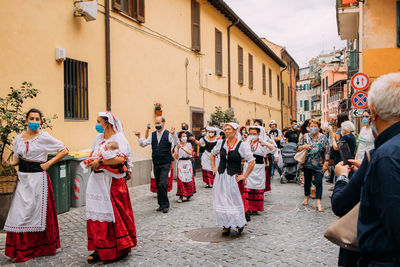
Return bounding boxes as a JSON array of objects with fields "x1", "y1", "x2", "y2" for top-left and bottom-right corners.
[
  {"x1": 133, "y1": 117, "x2": 179, "y2": 213},
  {"x1": 284, "y1": 120, "x2": 300, "y2": 144}
]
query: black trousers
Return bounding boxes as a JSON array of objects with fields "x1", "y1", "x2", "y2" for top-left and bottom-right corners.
[{"x1": 154, "y1": 163, "x2": 171, "y2": 209}]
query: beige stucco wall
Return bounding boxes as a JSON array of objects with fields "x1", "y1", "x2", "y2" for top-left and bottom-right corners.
[{"x1": 0, "y1": 0, "x2": 283, "y2": 162}]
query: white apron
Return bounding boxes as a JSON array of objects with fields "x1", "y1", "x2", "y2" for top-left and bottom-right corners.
[
  {"x1": 4, "y1": 171, "x2": 48, "y2": 232},
  {"x1": 177, "y1": 160, "x2": 193, "y2": 183},
  {"x1": 243, "y1": 162, "x2": 265, "y2": 190}
]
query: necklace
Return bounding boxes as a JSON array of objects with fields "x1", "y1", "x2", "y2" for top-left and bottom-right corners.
[{"x1": 250, "y1": 141, "x2": 259, "y2": 152}]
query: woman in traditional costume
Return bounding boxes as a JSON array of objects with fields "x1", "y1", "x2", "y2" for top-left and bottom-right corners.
[
  {"x1": 244, "y1": 126, "x2": 276, "y2": 215},
  {"x1": 86, "y1": 111, "x2": 136, "y2": 263},
  {"x1": 174, "y1": 132, "x2": 196, "y2": 202},
  {"x1": 2, "y1": 108, "x2": 69, "y2": 262},
  {"x1": 210, "y1": 123, "x2": 255, "y2": 236},
  {"x1": 199, "y1": 126, "x2": 219, "y2": 188}
]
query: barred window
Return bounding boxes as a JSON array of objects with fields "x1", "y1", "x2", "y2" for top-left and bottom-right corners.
[{"x1": 64, "y1": 58, "x2": 88, "y2": 120}]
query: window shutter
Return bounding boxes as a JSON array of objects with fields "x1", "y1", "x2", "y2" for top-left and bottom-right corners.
[
  {"x1": 136, "y1": 0, "x2": 145, "y2": 23},
  {"x1": 112, "y1": 0, "x2": 122, "y2": 11},
  {"x1": 248, "y1": 54, "x2": 253, "y2": 89},
  {"x1": 282, "y1": 82, "x2": 285, "y2": 101},
  {"x1": 277, "y1": 75, "x2": 280, "y2": 100},
  {"x1": 215, "y1": 28, "x2": 222, "y2": 76},
  {"x1": 238, "y1": 46, "x2": 243, "y2": 85},
  {"x1": 268, "y1": 68, "x2": 272, "y2": 96},
  {"x1": 262, "y1": 64, "x2": 266, "y2": 95},
  {"x1": 191, "y1": 0, "x2": 201, "y2": 51}
]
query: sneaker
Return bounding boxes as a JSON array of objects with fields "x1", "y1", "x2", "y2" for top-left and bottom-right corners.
[{"x1": 177, "y1": 198, "x2": 183, "y2": 203}]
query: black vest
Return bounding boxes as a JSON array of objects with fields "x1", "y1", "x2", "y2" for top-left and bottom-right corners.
[
  {"x1": 204, "y1": 138, "x2": 217, "y2": 152},
  {"x1": 151, "y1": 130, "x2": 173, "y2": 165},
  {"x1": 218, "y1": 140, "x2": 243, "y2": 176}
]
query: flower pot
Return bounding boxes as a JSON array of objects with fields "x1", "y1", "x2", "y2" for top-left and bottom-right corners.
[
  {"x1": 155, "y1": 110, "x2": 163, "y2": 116},
  {"x1": 0, "y1": 174, "x2": 17, "y2": 229}
]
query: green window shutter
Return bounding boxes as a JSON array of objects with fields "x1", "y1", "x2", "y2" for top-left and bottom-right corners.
[{"x1": 300, "y1": 100, "x2": 303, "y2": 107}]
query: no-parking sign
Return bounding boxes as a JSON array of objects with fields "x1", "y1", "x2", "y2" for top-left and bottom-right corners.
[
  {"x1": 351, "y1": 91, "x2": 368, "y2": 109},
  {"x1": 351, "y1": 73, "x2": 370, "y2": 91}
]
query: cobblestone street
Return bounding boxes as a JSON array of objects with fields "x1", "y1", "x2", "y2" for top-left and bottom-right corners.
[{"x1": 0, "y1": 174, "x2": 339, "y2": 266}]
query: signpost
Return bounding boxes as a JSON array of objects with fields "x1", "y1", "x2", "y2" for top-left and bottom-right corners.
[
  {"x1": 352, "y1": 109, "x2": 365, "y2": 117},
  {"x1": 351, "y1": 91, "x2": 368, "y2": 109},
  {"x1": 351, "y1": 73, "x2": 370, "y2": 91}
]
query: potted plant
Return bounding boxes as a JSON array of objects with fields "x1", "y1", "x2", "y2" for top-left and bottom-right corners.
[
  {"x1": 0, "y1": 82, "x2": 56, "y2": 228},
  {"x1": 154, "y1": 102, "x2": 163, "y2": 116}
]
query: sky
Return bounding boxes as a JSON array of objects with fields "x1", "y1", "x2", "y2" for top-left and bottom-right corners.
[{"x1": 224, "y1": 0, "x2": 346, "y2": 67}]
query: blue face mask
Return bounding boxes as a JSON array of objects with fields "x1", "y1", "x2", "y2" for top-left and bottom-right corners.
[
  {"x1": 310, "y1": 128, "x2": 319, "y2": 135},
  {"x1": 28, "y1": 122, "x2": 40, "y2": 131},
  {"x1": 293, "y1": 125, "x2": 298, "y2": 130},
  {"x1": 362, "y1": 118, "x2": 369, "y2": 125},
  {"x1": 155, "y1": 125, "x2": 162, "y2": 131},
  {"x1": 95, "y1": 124, "x2": 104, "y2": 133}
]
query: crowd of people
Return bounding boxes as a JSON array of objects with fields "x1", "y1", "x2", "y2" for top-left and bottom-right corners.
[{"x1": 1, "y1": 73, "x2": 400, "y2": 266}]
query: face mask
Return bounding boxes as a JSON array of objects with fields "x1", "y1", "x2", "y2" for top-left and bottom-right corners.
[
  {"x1": 208, "y1": 132, "x2": 215, "y2": 137},
  {"x1": 306, "y1": 127, "x2": 311, "y2": 132},
  {"x1": 182, "y1": 127, "x2": 187, "y2": 131},
  {"x1": 28, "y1": 122, "x2": 40, "y2": 131},
  {"x1": 310, "y1": 128, "x2": 319, "y2": 135},
  {"x1": 293, "y1": 125, "x2": 298, "y2": 130},
  {"x1": 155, "y1": 125, "x2": 162, "y2": 131},
  {"x1": 202, "y1": 132, "x2": 207, "y2": 136},
  {"x1": 181, "y1": 137, "x2": 187, "y2": 143},
  {"x1": 95, "y1": 124, "x2": 104, "y2": 133},
  {"x1": 248, "y1": 135, "x2": 257, "y2": 142},
  {"x1": 242, "y1": 131, "x2": 247, "y2": 135},
  {"x1": 362, "y1": 118, "x2": 369, "y2": 125}
]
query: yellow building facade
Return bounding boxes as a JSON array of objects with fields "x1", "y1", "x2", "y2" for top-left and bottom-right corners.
[{"x1": 0, "y1": 0, "x2": 285, "y2": 184}]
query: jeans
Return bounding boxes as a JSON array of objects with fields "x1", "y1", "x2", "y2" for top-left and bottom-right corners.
[
  {"x1": 154, "y1": 163, "x2": 171, "y2": 209},
  {"x1": 303, "y1": 167, "x2": 323, "y2": 199},
  {"x1": 270, "y1": 155, "x2": 282, "y2": 177}
]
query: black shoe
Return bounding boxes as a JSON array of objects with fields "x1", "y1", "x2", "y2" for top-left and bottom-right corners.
[
  {"x1": 245, "y1": 211, "x2": 251, "y2": 222},
  {"x1": 156, "y1": 207, "x2": 163, "y2": 212},
  {"x1": 237, "y1": 226, "x2": 245, "y2": 233},
  {"x1": 162, "y1": 208, "x2": 169, "y2": 213},
  {"x1": 222, "y1": 227, "x2": 231, "y2": 236}
]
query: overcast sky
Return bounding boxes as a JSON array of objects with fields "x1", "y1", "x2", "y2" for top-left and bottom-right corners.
[{"x1": 224, "y1": 0, "x2": 346, "y2": 67}]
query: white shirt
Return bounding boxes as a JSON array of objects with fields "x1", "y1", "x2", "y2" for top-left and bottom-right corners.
[
  {"x1": 138, "y1": 128, "x2": 179, "y2": 147},
  {"x1": 356, "y1": 126, "x2": 375, "y2": 160}
]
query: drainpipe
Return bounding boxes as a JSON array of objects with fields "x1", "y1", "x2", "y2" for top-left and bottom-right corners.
[
  {"x1": 280, "y1": 65, "x2": 287, "y2": 130},
  {"x1": 105, "y1": 0, "x2": 111, "y2": 111},
  {"x1": 227, "y1": 19, "x2": 240, "y2": 108}
]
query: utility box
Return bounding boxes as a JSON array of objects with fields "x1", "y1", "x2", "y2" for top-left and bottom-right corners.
[{"x1": 69, "y1": 156, "x2": 90, "y2": 207}]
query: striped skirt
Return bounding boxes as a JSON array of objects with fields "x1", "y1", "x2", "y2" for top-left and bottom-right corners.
[
  {"x1": 150, "y1": 163, "x2": 173, "y2": 193},
  {"x1": 245, "y1": 188, "x2": 265, "y2": 212},
  {"x1": 202, "y1": 169, "x2": 215, "y2": 186},
  {"x1": 176, "y1": 175, "x2": 196, "y2": 197}
]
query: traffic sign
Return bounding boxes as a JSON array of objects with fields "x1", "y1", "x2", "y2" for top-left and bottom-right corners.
[
  {"x1": 352, "y1": 109, "x2": 365, "y2": 117},
  {"x1": 351, "y1": 73, "x2": 370, "y2": 90},
  {"x1": 351, "y1": 91, "x2": 368, "y2": 109}
]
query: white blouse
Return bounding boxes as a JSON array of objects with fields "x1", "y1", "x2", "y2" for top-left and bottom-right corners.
[
  {"x1": 247, "y1": 141, "x2": 269, "y2": 158},
  {"x1": 211, "y1": 140, "x2": 255, "y2": 163},
  {"x1": 13, "y1": 131, "x2": 66, "y2": 162},
  {"x1": 174, "y1": 143, "x2": 192, "y2": 158}
]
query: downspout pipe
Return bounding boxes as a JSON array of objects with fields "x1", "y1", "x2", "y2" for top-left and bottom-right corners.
[
  {"x1": 280, "y1": 65, "x2": 288, "y2": 129},
  {"x1": 105, "y1": 0, "x2": 111, "y2": 111},
  {"x1": 227, "y1": 19, "x2": 240, "y2": 108}
]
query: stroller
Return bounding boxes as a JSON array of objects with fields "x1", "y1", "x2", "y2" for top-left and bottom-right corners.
[{"x1": 280, "y1": 142, "x2": 300, "y2": 184}]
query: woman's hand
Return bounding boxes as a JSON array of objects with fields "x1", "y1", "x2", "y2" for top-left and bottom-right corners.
[
  {"x1": 88, "y1": 159, "x2": 100, "y2": 169},
  {"x1": 125, "y1": 171, "x2": 132, "y2": 181},
  {"x1": 274, "y1": 156, "x2": 279, "y2": 163},
  {"x1": 212, "y1": 167, "x2": 217, "y2": 175},
  {"x1": 348, "y1": 159, "x2": 362, "y2": 172},
  {"x1": 322, "y1": 162, "x2": 329, "y2": 172},
  {"x1": 334, "y1": 161, "x2": 350, "y2": 177},
  {"x1": 303, "y1": 144, "x2": 311, "y2": 150},
  {"x1": 236, "y1": 174, "x2": 246, "y2": 182},
  {"x1": 40, "y1": 162, "x2": 51, "y2": 171}
]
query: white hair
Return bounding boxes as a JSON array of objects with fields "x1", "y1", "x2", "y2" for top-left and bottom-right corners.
[
  {"x1": 341, "y1": 121, "x2": 355, "y2": 133},
  {"x1": 368, "y1": 73, "x2": 400, "y2": 120}
]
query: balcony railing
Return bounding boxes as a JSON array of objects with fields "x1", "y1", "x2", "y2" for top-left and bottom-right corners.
[
  {"x1": 311, "y1": 110, "x2": 322, "y2": 116},
  {"x1": 312, "y1": 95, "x2": 321, "y2": 102},
  {"x1": 329, "y1": 92, "x2": 344, "y2": 103},
  {"x1": 310, "y1": 78, "x2": 321, "y2": 88}
]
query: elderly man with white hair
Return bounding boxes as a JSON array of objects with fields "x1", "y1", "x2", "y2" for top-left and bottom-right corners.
[{"x1": 335, "y1": 73, "x2": 400, "y2": 266}]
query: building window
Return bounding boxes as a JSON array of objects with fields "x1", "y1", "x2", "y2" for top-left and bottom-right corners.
[
  {"x1": 300, "y1": 100, "x2": 303, "y2": 107},
  {"x1": 288, "y1": 85, "x2": 291, "y2": 105},
  {"x1": 311, "y1": 101, "x2": 314, "y2": 110},
  {"x1": 64, "y1": 58, "x2": 88, "y2": 120},
  {"x1": 281, "y1": 82, "x2": 285, "y2": 101},
  {"x1": 277, "y1": 75, "x2": 280, "y2": 100},
  {"x1": 326, "y1": 77, "x2": 329, "y2": 88},
  {"x1": 191, "y1": 0, "x2": 200, "y2": 51},
  {"x1": 215, "y1": 28, "x2": 222, "y2": 76},
  {"x1": 113, "y1": 0, "x2": 145, "y2": 23},
  {"x1": 397, "y1": 1, "x2": 400, "y2": 47},
  {"x1": 304, "y1": 100, "x2": 309, "y2": 111},
  {"x1": 268, "y1": 68, "x2": 272, "y2": 96},
  {"x1": 238, "y1": 45, "x2": 243, "y2": 85},
  {"x1": 262, "y1": 64, "x2": 266, "y2": 95},
  {"x1": 248, "y1": 54, "x2": 253, "y2": 89}
]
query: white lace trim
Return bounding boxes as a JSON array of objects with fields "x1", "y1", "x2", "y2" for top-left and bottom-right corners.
[
  {"x1": 86, "y1": 193, "x2": 111, "y2": 202},
  {"x1": 215, "y1": 212, "x2": 246, "y2": 228},
  {"x1": 86, "y1": 210, "x2": 115, "y2": 223},
  {"x1": 4, "y1": 172, "x2": 48, "y2": 233}
]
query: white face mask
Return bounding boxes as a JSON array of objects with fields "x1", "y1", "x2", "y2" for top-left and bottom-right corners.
[
  {"x1": 208, "y1": 132, "x2": 215, "y2": 137},
  {"x1": 248, "y1": 135, "x2": 258, "y2": 142},
  {"x1": 181, "y1": 137, "x2": 187, "y2": 143}
]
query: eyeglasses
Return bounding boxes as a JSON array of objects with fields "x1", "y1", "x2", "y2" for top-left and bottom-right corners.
[{"x1": 362, "y1": 115, "x2": 370, "y2": 118}]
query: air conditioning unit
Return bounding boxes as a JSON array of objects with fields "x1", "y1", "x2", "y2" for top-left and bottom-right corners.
[{"x1": 74, "y1": 0, "x2": 97, "y2": 22}]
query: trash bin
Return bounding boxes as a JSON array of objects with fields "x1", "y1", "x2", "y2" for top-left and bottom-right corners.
[
  {"x1": 69, "y1": 156, "x2": 90, "y2": 208},
  {"x1": 48, "y1": 154, "x2": 74, "y2": 214}
]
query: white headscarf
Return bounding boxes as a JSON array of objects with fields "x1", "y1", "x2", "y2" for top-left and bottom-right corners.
[
  {"x1": 206, "y1": 126, "x2": 221, "y2": 136},
  {"x1": 248, "y1": 125, "x2": 267, "y2": 142},
  {"x1": 223, "y1": 122, "x2": 241, "y2": 140},
  {"x1": 98, "y1": 111, "x2": 123, "y2": 133}
]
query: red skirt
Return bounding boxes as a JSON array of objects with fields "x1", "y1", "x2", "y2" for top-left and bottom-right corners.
[
  {"x1": 202, "y1": 169, "x2": 215, "y2": 186},
  {"x1": 176, "y1": 175, "x2": 196, "y2": 197},
  {"x1": 237, "y1": 180, "x2": 248, "y2": 213},
  {"x1": 245, "y1": 188, "x2": 265, "y2": 211},
  {"x1": 264, "y1": 167, "x2": 271, "y2": 192},
  {"x1": 5, "y1": 173, "x2": 60, "y2": 262},
  {"x1": 150, "y1": 163, "x2": 173, "y2": 193},
  {"x1": 87, "y1": 178, "x2": 137, "y2": 261}
]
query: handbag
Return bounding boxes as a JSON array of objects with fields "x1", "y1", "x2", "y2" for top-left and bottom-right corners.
[
  {"x1": 323, "y1": 151, "x2": 371, "y2": 252},
  {"x1": 294, "y1": 149, "x2": 308, "y2": 164}
]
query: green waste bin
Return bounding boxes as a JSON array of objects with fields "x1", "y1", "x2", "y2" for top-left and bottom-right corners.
[{"x1": 47, "y1": 154, "x2": 74, "y2": 214}]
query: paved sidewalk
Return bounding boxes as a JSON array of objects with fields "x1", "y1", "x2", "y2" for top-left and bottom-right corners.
[{"x1": 0, "y1": 174, "x2": 339, "y2": 266}]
